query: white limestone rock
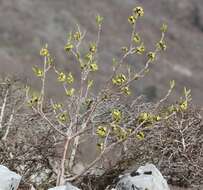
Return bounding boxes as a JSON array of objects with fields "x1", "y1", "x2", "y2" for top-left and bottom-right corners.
[
  {"x1": 0, "y1": 165, "x2": 22, "y2": 190},
  {"x1": 48, "y1": 183, "x2": 80, "y2": 190},
  {"x1": 116, "y1": 163, "x2": 170, "y2": 190}
]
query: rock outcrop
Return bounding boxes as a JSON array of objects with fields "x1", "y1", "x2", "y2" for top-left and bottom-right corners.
[
  {"x1": 0, "y1": 165, "x2": 21, "y2": 190},
  {"x1": 116, "y1": 163, "x2": 170, "y2": 190},
  {"x1": 48, "y1": 183, "x2": 80, "y2": 190}
]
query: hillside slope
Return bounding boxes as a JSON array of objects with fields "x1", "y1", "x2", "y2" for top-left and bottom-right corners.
[{"x1": 0, "y1": 0, "x2": 202, "y2": 104}]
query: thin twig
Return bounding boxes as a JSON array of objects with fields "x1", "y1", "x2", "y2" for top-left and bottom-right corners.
[{"x1": 0, "y1": 88, "x2": 9, "y2": 129}]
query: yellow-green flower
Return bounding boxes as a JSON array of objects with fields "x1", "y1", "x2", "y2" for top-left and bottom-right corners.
[
  {"x1": 121, "y1": 46, "x2": 128, "y2": 53},
  {"x1": 97, "y1": 142, "x2": 104, "y2": 150},
  {"x1": 89, "y1": 43, "x2": 97, "y2": 53},
  {"x1": 147, "y1": 52, "x2": 156, "y2": 61},
  {"x1": 138, "y1": 112, "x2": 153, "y2": 123},
  {"x1": 96, "y1": 15, "x2": 104, "y2": 25},
  {"x1": 85, "y1": 98, "x2": 93, "y2": 109},
  {"x1": 52, "y1": 103, "x2": 63, "y2": 110},
  {"x1": 85, "y1": 53, "x2": 93, "y2": 61},
  {"x1": 133, "y1": 33, "x2": 141, "y2": 44},
  {"x1": 58, "y1": 113, "x2": 68, "y2": 122},
  {"x1": 65, "y1": 88, "x2": 75, "y2": 97},
  {"x1": 40, "y1": 47, "x2": 49, "y2": 56},
  {"x1": 138, "y1": 112, "x2": 148, "y2": 121},
  {"x1": 136, "y1": 43, "x2": 145, "y2": 54},
  {"x1": 32, "y1": 66, "x2": 44, "y2": 77},
  {"x1": 64, "y1": 43, "x2": 73, "y2": 52},
  {"x1": 155, "y1": 115, "x2": 162, "y2": 121},
  {"x1": 121, "y1": 86, "x2": 131, "y2": 96},
  {"x1": 157, "y1": 40, "x2": 167, "y2": 51},
  {"x1": 112, "y1": 74, "x2": 127, "y2": 86},
  {"x1": 180, "y1": 100, "x2": 188, "y2": 111},
  {"x1": 101, "y1": 94, "x2": 109, "y2": 101},
  {"x1": 137, "y1": 131, "x2": 145, "y2": 140},
  {"x1": 161, "y1": 23, "x2": 168, "y2": 33},
  {"x1": 112, "y1": 109, "x2": 122, "y2": 122},
  {"x1": 133, "y1": 6, "x2": 144, "y2": 17},
  {"x1": 96, "y1": 126, "x2": 107, "y2": 138},
  {"x1": 80, "y1": 63, "x2": 87, "y2": 70},
  {"x1": 28, "y1": 93, "x2": 40, "y2": 106},
  {"x1": 128, "y1": 15, "x2": 136, "y2": 25},
  {"x1": 90, "y1": 62, "x2": 98, "y2": 71},
  {"x1": 73, "y1": 31, "x2": 81, "y2": 41},
  {"x1": 28, "y1": 95, "x2": 39, "y2": 106},
  {"x1": 66, "y1": 72, "x2": 74, "y2": 84},
  {"x1": 57, "y1": 72, "x2": 66, "y2": 82}
]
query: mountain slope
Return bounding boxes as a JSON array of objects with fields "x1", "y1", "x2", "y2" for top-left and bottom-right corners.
[{"x1": 0, "y1": 0, "x2": 202, "y2": 104}]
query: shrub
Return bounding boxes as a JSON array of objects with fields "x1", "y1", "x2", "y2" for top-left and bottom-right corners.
[{"x1": 26, "y1": 6, "x2": 172, "y2": 186}]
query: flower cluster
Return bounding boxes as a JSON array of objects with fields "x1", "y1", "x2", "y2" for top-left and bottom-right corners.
[
  {"x1": 128, "y1": 6, "x2": 144, "y2": 25},
  {"x1": 112, "y1": 74, "x2": 127, "y2": 86}
]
